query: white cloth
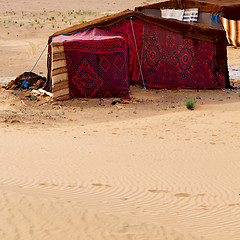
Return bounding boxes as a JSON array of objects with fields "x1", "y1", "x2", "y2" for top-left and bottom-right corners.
[
  {"x1": 183, "y1": 8, "x2": 198, "y2": 23},
  {"x1": 161, "y1": 9, "x2": 184, "y2": 21}
]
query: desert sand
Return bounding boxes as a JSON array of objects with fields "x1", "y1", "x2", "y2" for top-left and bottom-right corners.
[{"x1": 0, "y1": 1, "x2": 240, "y2": 240}]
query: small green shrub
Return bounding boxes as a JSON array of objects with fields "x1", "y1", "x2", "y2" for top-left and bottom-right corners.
[
  {"x1": 83, "y1": 10, "x2": 95, "y2": 15},
  {"x1": 185, "y1": 98, "x2": 196, "y2": 110},
  {"x1": 79, "y1": 18, "x2": 86, "y2": 24}
]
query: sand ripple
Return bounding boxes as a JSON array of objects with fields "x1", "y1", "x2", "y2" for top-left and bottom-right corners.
[{"x1": 0, "y1": 104, "x2": 240, "y2": 239}]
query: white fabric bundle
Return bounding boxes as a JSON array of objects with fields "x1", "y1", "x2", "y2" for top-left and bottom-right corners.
[
  {"x1": 183, "y1": 8, "x2": 198, "y2": 23},
  {"x1": 161, "y1": 9, "x2": 184, "y2": 21},
  {"x1": 161, "y1": 8, "x2": 199, "y2": 23}
]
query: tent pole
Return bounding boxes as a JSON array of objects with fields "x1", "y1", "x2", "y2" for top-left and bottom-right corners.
[
  {"x1": 178, "y1": 0, "x2": 183, "y2": 9},
  {"x1": 225, "y1": 59, "x2": 231, "y2": 89},
  {"x1": 130, "y1": 17, "x2": 146, "y2": 89}
]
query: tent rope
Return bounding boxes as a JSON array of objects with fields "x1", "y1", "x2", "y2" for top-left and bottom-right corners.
[
  {"x1": 15, "y1": 43, "x2": 49, "y2": 97},
  {"x1": 130, "y1": 17, "x2": 146, "y2": 89}
]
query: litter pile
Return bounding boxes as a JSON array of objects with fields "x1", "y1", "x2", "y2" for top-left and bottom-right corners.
[
  {"x1": 228, "y1": 65, "x2": 240, "y2": 81},
  {"x1": 4, "y1": 72, "x2": 46, "y2": 90},
  {"x1": 228, "y1": 65, "x2": 240, "y2": 89}
]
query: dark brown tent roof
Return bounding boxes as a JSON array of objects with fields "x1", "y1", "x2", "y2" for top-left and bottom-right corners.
[
  {"x1": 49, "y1": 9, "x2": 227, "y2": 69},
  {"x1": 135, "y1": 0, "x2": 240, "y2": 20}
]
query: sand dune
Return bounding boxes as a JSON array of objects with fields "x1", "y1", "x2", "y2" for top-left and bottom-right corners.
[
  {"x1": 0, "y1": 190, "x2": 206, "y2": 240},
  {"x1": 1, "y1": 103, "x2": 240, "y2": 240}
]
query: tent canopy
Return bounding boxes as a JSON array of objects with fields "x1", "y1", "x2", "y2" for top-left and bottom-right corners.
[
  {"x1": 135, "y1": 0, "x2": 240, "y2": 20},
  {"x1": 49, "y1": 10, "x2": 227, "y2": 69},
  {"x1": 52, "y1": 28, "x2": 126, "y2": 42}
]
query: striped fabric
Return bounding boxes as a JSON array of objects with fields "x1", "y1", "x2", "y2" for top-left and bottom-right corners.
[
  {"x1": 183, "y1": 8, "x2": 198, "y2": 23},
  {"x1": 161, "y1": 9, "x2": 184, "y2": 21},
  {"x1": 51, "y1": 43, "x2": 70, "y2": 101},
  {"x1": 222, "y1": 17, "x2": 240, "y2": 47}
]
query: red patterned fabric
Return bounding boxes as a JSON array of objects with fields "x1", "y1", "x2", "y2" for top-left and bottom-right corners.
[
  {"x1": 63, "y1": 29, "x2": 129, "y2": 98},
  {"x1": 141, "y1": 23, "x2": 225, "y2": 89},
  {"x1": 59, "y1": 19, "x2": 225, "y2": 97},
  {"x1": 105, "y1": 18, "x2": 144, "y2": 85}
]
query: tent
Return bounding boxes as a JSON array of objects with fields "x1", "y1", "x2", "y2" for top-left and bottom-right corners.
[
  {"x1": 45, "y1": 10, "x2": 229, "y2": 101},
  {"x1": 135, "y1": 0, "x2": 240, "y2": 47},
  {"x1": 51, "y1": 28, "x2": 129, "y2": 100}
]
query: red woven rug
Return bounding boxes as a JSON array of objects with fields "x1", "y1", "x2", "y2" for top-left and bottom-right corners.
[
  {"x1": 141, "y1": 23, "x2": 225, "y2": 89},
  {"x1": 63, "y1": 29, "x2": 130, "y2": 98}
]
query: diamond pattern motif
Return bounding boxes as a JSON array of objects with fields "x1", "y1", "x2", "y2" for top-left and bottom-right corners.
[
  {"x1": 114, "y1": 55, "x2": 124, "y2": 71},
  {"x1": 99, "y1": 56, "x2": 111, "y2": 72}
]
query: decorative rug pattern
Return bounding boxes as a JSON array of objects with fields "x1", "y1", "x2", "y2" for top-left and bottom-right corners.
[
  {"x1": 105, "y1": 18, "x2": 144, "y2": 85},
  {"x1": 63, "y1": 36, "x2": 129, "y2": 98},
  {"x1": 141, "y1": 23, "x2": 225, "y2": 89}
]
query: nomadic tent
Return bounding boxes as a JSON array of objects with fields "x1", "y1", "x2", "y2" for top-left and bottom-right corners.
[
  {"x1": 51, "y1": 28, "x2": 129, "y2": 99},
  {"x1": 45, "y1": 10, "x2": 229, "y2": 101},
  {"x1": 135, "y1": 0, "x2": 240, "y2": 47}
]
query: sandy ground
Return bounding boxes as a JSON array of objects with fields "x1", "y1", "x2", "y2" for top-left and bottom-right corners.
[{"x1": 1, "y1": 1, "x2": 240, "y2": 240}]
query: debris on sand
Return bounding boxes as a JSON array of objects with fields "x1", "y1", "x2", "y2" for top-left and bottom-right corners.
[{"x1": 4, "y1": 72, "x2": 46, "y2": 90}]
